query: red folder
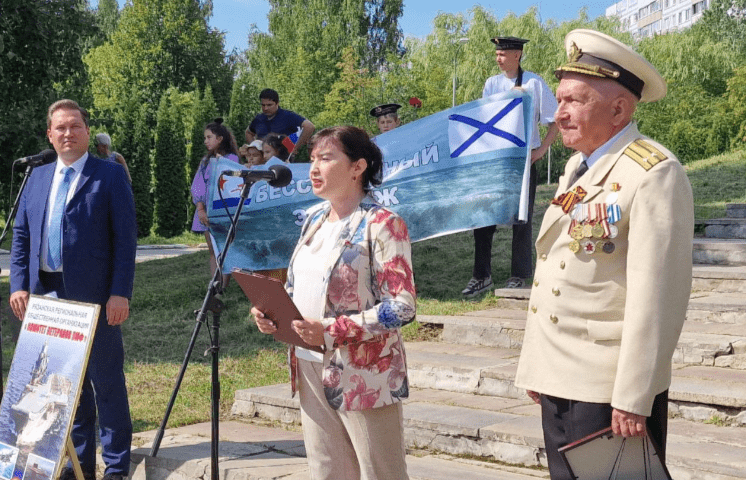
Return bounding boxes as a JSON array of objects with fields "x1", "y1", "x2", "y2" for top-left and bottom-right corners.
[{"x1": 232, "y1": 269, "x2": 324, "y2": 353}]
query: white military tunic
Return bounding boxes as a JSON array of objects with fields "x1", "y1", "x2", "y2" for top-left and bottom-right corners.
[{"x1": 514, "y1": 123, "x2": 694, "y2": 416}]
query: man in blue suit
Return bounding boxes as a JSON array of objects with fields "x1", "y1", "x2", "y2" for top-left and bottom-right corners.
[{"x1": 10, "y1": 99, "x2": 137, "y2": 480}]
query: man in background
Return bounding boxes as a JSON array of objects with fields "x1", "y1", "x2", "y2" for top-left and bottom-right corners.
[
  {"x1": 463, "y1": 36, "x2": 558, "y2": 297},
  {"x1": 514, "y1": 30, "x2": 693, "y2": 478},
  {"x1": 245, "y1": 88, "x2": 315, "y2": 160},
  {"x1": 10, "y1": 99, "x2": 137, "y2": 480}
]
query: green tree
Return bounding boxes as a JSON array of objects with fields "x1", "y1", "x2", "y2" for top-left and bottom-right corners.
[
  {"x1": 694, "y1": 0, "x2": 746, "y2": 63},
  {"x1": 84, "y1": 0, "x2": 233, "y2": 130},
  {"x1": 364, "y1": 0, "x2": 404, "y2": 69},
  {"x1": 153, "y1": 89, "x2": 188, "y2": 237},
  {"x1": 227, "y1": 64, "x2": 261, "y2": 139},
  {"x1": 119, "y1": 102, "x2": 155, "y2": 237},
  {"x1": 725, "y1": 65, "x2": 746, "y2": 147},
  {"x1": 245, "y1": 0, "x2": 404, "y2": 125},
  {"x1": 96, "y1": 0, "x2": 120, "y2": 38},
  {"x1": 0, "y1": 0, "x2": 97, "y2": 214},
  {"x1": 317, "y1": 47, "x2": 375, "y2": 130}
]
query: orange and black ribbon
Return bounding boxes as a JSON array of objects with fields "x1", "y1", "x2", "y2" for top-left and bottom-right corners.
[{"x1": 551, "y1": 186, "x2": 587, "y2": 214}]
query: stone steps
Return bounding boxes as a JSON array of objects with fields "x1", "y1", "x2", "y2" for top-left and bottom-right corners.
[
  {"x1": 692, "y1": 265, "x2": 746, "y2": 293},
  {"x1": 402, "y1": 342, "x2": 746, "y2": 417},
  {"x1": 231, "y1": 385, "x2": 746, "y2": 479},
  {"x1": 419, "y1": 310, "x2": 746, "y2": 367},
  {"x1": 693, "y1": 238, "x2": 746, "y2": 266},
  {"x1": 726, "y1": 204, "x2": 746, "y2": 218},
  {"x1": 705, "y1": 204, "x2": 746, "y2": 240},
  {"x1": 491, "y1": 288, "x2": 746, "y2": 325}
]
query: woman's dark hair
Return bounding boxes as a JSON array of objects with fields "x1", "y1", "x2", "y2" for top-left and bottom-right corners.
[
  {"x1": 308, "y1": 126, "x2": 383, "y2": 192},
  {"x1": 263, "y1": 133, "x2": 290, "y2": 161},
  {"x1": 203, "y1": 118, "x2": 239, "y2": 165}
]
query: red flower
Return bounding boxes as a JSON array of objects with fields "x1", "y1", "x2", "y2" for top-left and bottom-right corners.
[
  {"x1": 343, "y1": 375, "x2": 381, "y2": 410},
  {"x1": 409, "y1": 97, "x2": 422, "y2": 108},
  {"x1": 371, "y1": 209, "x2": 393, "y2": 225},
  {"x1": 386, "y1": 216, "x2": 409, "y2": 242},
  {"x1": 328, "y1": 263, "x2": 359, "y2": 307},
  {"x1": 377, "y1": 255, "x2": 415, "y2": 296},
  {"x1": 348, "y1": 339, "x2": 386, "y2": 370},
  {"x1": 328, "y1": 316, "x2": 367, "y2": 343}
]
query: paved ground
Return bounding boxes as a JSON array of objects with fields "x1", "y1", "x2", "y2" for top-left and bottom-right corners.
[
  {"x1": 0, "y1": 244, "x2": 206, "y2": 277},
  {"x1": 130, "y1": 421, "x2": 549, "y2": 480}
]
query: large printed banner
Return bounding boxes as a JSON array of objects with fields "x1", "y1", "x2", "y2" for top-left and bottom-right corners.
[{"x1": 207, "y1": 89, "x2": 534, "y2": 271}]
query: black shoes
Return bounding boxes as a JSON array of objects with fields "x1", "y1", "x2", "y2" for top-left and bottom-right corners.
[{"x1": 59, "y1": 467, "x2": 95, "y2": 480}]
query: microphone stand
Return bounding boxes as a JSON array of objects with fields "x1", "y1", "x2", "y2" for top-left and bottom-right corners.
[
  {"x1": 150, "y1": 175, "x2": 256, "y2": 480},
  {"x1": 0, "y1": 162, "x2": 38, "y2": 398}
]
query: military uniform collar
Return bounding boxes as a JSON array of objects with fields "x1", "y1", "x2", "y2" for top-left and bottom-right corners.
[{"x1": 583, "y1": 122, "x2": 634, "y2": 170}]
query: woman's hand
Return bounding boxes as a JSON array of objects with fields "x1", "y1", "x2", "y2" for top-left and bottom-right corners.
[
  {"x1": 251, "y1": 306, "x2": 276, "y2": 334},
  {"x1": 292, "y1": 317, "x2": 324, "y2": 346},
  {"x1": 197, "y1": 203, "x2": 209, "y2": 226}
]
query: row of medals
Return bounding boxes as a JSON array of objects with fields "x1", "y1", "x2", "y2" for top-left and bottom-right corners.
[{"x1": 568, "y1": 191, "x2": 621, "y2": 255}]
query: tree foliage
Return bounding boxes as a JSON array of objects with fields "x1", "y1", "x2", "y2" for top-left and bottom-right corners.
[
  {"x1": 244, "y1": 0, "x2": 404, "y2": 124},
  {"x1": 96, "y1": 0, "x2": 121, "y2": 39},
  {"x1": 725, "y1": 65, "x2": 746, "y2": 147},
  {"x1": 84, "y1": 0, "x2": 232, "y2": 122},
  {"x1": 153, "y1": 89, "x2": 188, "y2": 238},
  {"x1": 227, "y1": 63, "x2": 261, "y2": 138},
  {"x1": 0, "y1": 0, "x2": 97, "y2": 214},
  {"x1": 316, "y1": 47, "x2": 375, "y2": 130},
  {"x1": 119, "y1": 102, "x2": 155, "y2": 237}
]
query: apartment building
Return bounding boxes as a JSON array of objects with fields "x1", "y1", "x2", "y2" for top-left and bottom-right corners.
[{"x1": 605, "y1": 0, "x2": 710, "y2": 37}]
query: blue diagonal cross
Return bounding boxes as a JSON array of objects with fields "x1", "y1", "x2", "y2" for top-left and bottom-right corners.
[{"x1": 449, "y1": 97, "x2": 526, "y2": 158}]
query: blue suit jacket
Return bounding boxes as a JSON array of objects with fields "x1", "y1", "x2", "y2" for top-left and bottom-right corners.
[{"x1": 10, "y1": 155, "x2": 137, "y2": 307}]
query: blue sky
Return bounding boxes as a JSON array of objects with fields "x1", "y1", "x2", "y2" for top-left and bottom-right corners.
[{"x1": 94, "y1": 0, "x2": 612, "y2": 53}]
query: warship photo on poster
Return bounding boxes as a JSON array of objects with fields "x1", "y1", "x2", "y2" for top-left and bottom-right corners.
[
  {"x1": 0, "y1": 296, "x2": 98, "y2": 480},
  {"x1": 22, "y1": 455, "x2": 54, "y2": 480}
]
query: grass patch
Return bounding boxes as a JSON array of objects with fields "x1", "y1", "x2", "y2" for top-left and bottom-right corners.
[
  {"x1": 703, "y1": 414, "x2": 728, "y2": 427},
  {"x1": 686, "y1": 149, "x2": 746, "y2": 220},
  {"x1": 136, "y1": 230, "x2": 205, "y2": 246}
]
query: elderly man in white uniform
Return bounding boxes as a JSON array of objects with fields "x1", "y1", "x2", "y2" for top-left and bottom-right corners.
[{"x1": 514, "y1": 29, "x2": 693, "y2": 479}]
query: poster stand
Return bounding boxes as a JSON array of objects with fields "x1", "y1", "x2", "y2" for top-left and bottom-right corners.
[
  {"x1": 0, "y1": 295, "x2": 99, "y2": 480},
  {"x1": 65, "y1": 439, "x2": 84, "y2": 480}
]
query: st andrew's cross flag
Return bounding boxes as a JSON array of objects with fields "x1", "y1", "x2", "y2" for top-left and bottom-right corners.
[{"x1": 207, "y1": 89, "x2": 534, "y2": 272}]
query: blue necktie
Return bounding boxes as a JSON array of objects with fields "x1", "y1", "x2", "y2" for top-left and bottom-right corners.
[{"x1": 48, "y1": 167, "x2": 74, "y2": 270}]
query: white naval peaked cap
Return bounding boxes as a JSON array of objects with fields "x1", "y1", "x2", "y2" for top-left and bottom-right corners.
[{"x1": 555, "y1": 29, "x2": 667, "y2": 103}]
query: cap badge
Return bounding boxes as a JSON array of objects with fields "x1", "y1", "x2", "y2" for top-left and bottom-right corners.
[{"x1": 569, "y1": 42, "x2": 582, "y2": 62}]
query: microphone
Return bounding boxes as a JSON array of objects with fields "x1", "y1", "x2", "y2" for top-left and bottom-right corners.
[
  {"x1": 14, "y1": 149, "x2": 57, "y2": 168},
  {"x1": 221, "y1": 164, "x2": 293, "y2": 188}
]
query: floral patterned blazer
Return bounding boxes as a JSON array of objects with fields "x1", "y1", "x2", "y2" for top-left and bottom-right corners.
[{"x1": 285, "y1": 195, "x2": 416, "y2": 411}]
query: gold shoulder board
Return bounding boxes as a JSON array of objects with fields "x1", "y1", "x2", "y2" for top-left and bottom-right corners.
[{"x1": 624, "y1": 139, "x2": 668, "y2": 171}]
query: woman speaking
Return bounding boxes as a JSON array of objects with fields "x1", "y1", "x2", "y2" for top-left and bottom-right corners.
[{"x1": 251, "y1": 126, "x2": 414, "y2": 480}]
